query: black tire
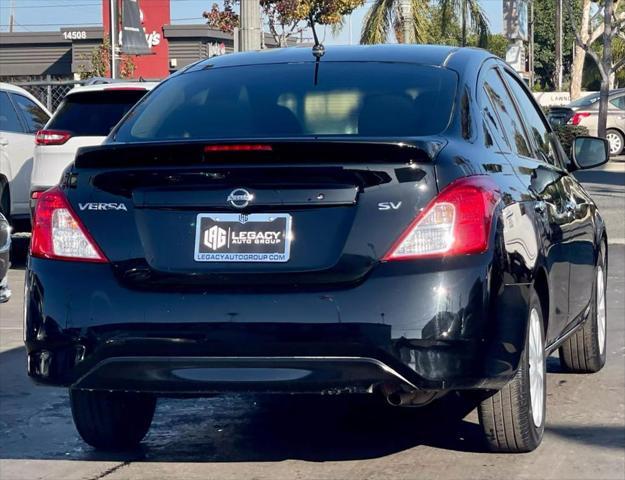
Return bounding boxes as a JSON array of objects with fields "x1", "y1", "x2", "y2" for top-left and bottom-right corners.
[
  {"x1": 69, "y1": 389, "x2": 156, "y2": 450},
  {"x1": 478, "y1": 288, "x2": 546, "y2": 453},
  {"x1": 559, "y1": 244, "x2": 607, "y2": 373}
]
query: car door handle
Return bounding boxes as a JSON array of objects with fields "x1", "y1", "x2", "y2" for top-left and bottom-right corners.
[
  {"x1": 534, "y1": 201, "x2": 547, "y2": 214},
  {"x1": 0, "y1": 137, "x2": 8, "y2": 147}
]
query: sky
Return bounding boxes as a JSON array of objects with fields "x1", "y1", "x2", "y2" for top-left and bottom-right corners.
[{"x1": 0, "y1": 0, "x2": 504, "y2": 44}]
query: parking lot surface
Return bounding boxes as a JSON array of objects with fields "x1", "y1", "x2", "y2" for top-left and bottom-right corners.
[{"x1": 0, "y1": 159, "x2": 623, "y2": 480}]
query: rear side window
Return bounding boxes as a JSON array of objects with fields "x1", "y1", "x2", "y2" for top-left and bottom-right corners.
[
  {"x1": 611, "y1": 96, "x2": 625, "y2": 110},
  {"x1": 48, "y1": 90, "x2": 148, "y2": 137},
  {"x1": 0, "y1": 92, "x2": 24, "y2": 133},
  {"x1": 10, "y1": 93, "x2": 49, "y2": 133},
  {"x1": 114, "y1": 62, "x2": 458, "y2": 141},
  {"x1": 503, "y1": 71, "x2": 560, "y2": 166},
  {"x1": 482, "y1": 68, "x2": 532, "y2": 157}
]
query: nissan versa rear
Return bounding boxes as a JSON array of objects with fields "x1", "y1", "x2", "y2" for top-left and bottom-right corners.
[{"x1": 25, "y1": 46, "x2": 609, "y2": 453}]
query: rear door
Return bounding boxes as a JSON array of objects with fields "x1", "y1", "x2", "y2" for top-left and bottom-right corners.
[
  {"x1": 478, "y1": 65, "x2": 571, "y2": 342},
  {"x1": 501, "y1": 67, "x2": 595, "y2": 329}
]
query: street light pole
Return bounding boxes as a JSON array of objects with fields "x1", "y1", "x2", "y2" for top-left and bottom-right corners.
[
  {"x1": 400, "y1": 0, "x2": 412, "y2": 43},
  {"x1": 240, "y1": 0, "x2": 261, "y2": 51},
  {"x1": 109, "y1": 0, "x2": 118, "y2": 79},
  {"x1": 461, "y1": 0, "x2": 467, "y2": 47}
]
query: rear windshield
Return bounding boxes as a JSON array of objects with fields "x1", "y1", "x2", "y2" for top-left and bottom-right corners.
[
  {"x1": 114, "y1": 62, "x2": 457, "y2": 141},
  {"x1": 48, "y1": 90, "x2": 148, "y2": 136},
  {"x1": 568, "y1": 92, "x2": 599, "y2": 108}
]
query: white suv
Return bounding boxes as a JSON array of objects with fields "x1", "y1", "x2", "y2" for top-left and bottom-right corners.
[
  {"x1": 0, "y1": 83, "x2": 51, "y2": 229},
  {"x1": 31, "y1": 82, "x2": 157, "y2": 207}
]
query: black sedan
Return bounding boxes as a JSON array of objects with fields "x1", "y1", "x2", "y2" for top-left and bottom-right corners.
[{"x1": 25, "y1": 45, "x2": 609, "y2": 453}]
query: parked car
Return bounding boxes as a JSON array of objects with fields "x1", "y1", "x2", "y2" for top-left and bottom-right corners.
[
  {"x1": 30, "y1": 82, "x2": 158, "y2": 209},
  {"x1": 0, "y1": 83, "x2": 51, "y2": 230},
  {"x1": 26, "y1": 46, "x2": 609, "y2": 454},
  {"x1": 547, "y1": 88, "x2": 625, "y2": 155},
  {"x1": 0, "y1": 213, "x2": 10, "y2": 303}
]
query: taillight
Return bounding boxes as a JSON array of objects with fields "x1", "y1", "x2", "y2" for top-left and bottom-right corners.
[
  {"x1": 570, "y1": 112, "x2": 591, "y2": 126},
  {"x1": 383, "y1": 176, "x2": 501, "y2": 261},
  {"x1": 31, "y1": 187, "x2": 107, "y2": 263},
  {"x1": 204, "y1": 144, "x2": 273, "y2": 152},
  {"x1": 35, "y1": 129, "x2": 72, "y2": 145}
]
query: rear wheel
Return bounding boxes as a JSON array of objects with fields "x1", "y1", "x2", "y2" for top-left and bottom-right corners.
[
  {"x1": 69, "y1": 389, "x2": 156, "y2": 450},
  {"x1": 559, "y1": 245, "x2": 607, "y2": 373},
  {"x1": 478, "y1": 288, "x2": 546, "y2": 453},
  {"x1": 607, "y1": 129, "x2": 624, "y2": 156}
]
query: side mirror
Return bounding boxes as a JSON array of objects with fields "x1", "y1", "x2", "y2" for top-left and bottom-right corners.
[{"x1": 570, "y1": 136, "x2": 609, "y2": 171}]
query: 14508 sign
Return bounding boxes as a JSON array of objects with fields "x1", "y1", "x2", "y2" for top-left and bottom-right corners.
[{"x1": 63, "y1": 31, "x2": 87, "y2": 40}]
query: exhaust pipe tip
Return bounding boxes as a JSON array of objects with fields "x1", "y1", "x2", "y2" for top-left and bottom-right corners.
[{"x1": 381, "y1": 385, "x2": 440, "y2": 407}]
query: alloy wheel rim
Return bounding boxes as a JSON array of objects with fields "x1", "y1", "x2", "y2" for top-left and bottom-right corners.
[
  {"x1": 597, "y1": 266, "x2": 606, "y2": 356},
  {"x1": 528, "y1": 308, "x2": 544, "y2": 428},
  {"x1": 606, "y1": 133, "x2": 622, "y2": 155}
]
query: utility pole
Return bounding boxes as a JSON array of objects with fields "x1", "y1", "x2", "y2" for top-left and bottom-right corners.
[
  {"x1": 109, "y1": 0, "x2": 118, "y2": 79},
  {"x1": 400, "y1": 0, "x2": 412, "y2": 43},
  {"x1": 240, "y1": 0, "x2": 261, "y2": 51},
  {"x1": 529, "y1": 0, "x2": 535, "y2": 87},
  {"x1": 555, "y1": 0, "x2": 563, "y2": 90},
  {"x1": 9, "y1": 0, "x2": 15, "y2": 33},
  {"x1": 598, "y1": 0, "x2": 614, "y2": 138},
  {"x1": 461, "y1": 0, "x2": 467, "y2": 47},
  {"x1": 348, "y1": 13, "x2": 352, "y2": 45}
]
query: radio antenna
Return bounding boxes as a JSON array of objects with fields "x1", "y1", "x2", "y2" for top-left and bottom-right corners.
[{"x1": 309, "y1": 13, "x2": 325, "y2": 59}]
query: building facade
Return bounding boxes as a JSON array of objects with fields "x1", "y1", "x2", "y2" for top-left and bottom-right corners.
[{"x1": 0, "y1": 25, "x2": 241, "y2": 82}]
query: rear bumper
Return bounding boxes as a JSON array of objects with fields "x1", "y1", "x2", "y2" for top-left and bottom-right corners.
[{"x1": 25, "y1": 256, "x2": 532, "y2": 394}]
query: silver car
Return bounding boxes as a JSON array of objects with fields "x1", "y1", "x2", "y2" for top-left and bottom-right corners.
[
  {"x1": 0, "y1": 213, "x2": 10, "y2": 303},
  {"x1": 548, "y1": 88, "x2": 625, "y2": 156}
]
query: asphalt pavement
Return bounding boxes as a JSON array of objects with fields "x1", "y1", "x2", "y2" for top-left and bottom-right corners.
[{"x1": 0, "y1": 159, "x2": 623, "y2": 480}]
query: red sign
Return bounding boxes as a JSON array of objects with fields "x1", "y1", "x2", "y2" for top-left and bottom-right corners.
[{"x1": 103, "y1": 0, "x2": 170, "y2": 79}]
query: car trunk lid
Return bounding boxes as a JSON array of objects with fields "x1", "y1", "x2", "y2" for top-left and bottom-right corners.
[{"x1": 66, "y1": 139, "x2": 441, "y2": 288}]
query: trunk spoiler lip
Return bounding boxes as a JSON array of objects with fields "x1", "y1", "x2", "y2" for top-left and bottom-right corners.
[{"x1": 73, "y1": 137, "x2": 447, "y2": 169}]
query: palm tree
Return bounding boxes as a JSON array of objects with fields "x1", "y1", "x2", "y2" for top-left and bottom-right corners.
[{"x1": 361, "y1": 0, "x2": 490, "y2": 46}]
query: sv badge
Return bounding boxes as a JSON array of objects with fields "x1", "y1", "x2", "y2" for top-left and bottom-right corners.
[{"x1": 378, "y1": 201, "x2": 402, "y2": 211}]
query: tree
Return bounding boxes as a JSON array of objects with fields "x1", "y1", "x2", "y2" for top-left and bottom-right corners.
[
  {"x1": 426, "y1": 5, "x2": 506, "y2": 56},
  {"x1": 205, "y1": 0, "x2": 365, "y2": 47},
  {"x1": 569, "y1": 0, "x2": 624, "y2": 99},
  {"x1": 565, "y1": 0, "x2": 624, "y2": 137},
  {"x1": 531, "y1": 0, "x2": 582, "y2": 91},
  {"x1": 78, "y1": 37, "x2": 136, "y2": 80},
  {"x1": 360, "y1": 0, "x2": 489, "y2": 46},
  {"x1": 203, "y1": 0, "x2": 239, "y2": 33}
]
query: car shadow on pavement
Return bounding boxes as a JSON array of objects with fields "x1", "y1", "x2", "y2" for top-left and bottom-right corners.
[
  {"x1": 1, "y1": 345, "x2": 621, "y2": 462},
  {"x1": 0, "y1": 345, "x2": 493, "y2": 463},
  {"x1": 546, "y1": 425, "x2": 625, "y2": 451},
  {"x1": 574, "y1": 169, "x2": 625, "y2": 187}
]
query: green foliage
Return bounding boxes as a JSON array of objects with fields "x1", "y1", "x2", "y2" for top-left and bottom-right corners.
[
  {"x1": 425, "y1": 5, "x2": 504, "y2": 55},
  {"x1": 554, "y1": 124, "x2": 590, "y2": 155},
  {"x1": 361, "y1": 0, "x2": 489, "y2": 45},
  {"x1": 204, "y1": 0, "x2": 365, "y2": 45},
  {"x1": 533, "y1": 0, "x2": 582, "y2": 90}
]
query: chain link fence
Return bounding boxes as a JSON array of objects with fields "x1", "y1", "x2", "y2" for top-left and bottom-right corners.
[
  {"x1": 3, "y1": 75, "x2": 161, "y2": 113},
  {"x1": 14, "y1": 80, "x2": 80, "y2": 113}
]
